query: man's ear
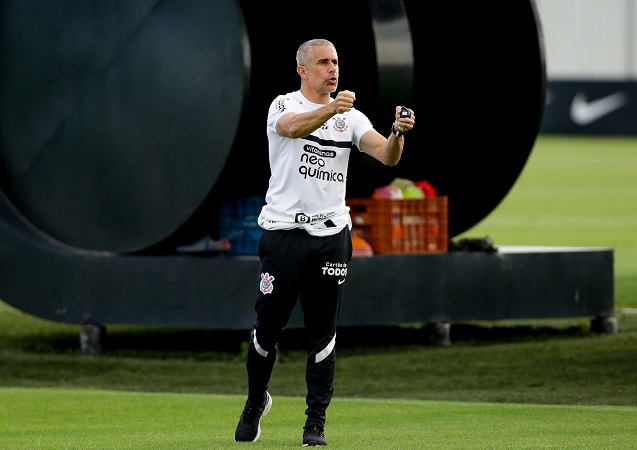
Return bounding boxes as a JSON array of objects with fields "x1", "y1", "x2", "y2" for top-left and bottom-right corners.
[{"x1": 297, "y1": 65, "x2": 307, "y2": 78}]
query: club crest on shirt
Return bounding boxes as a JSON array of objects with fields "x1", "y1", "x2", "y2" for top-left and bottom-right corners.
[
  {"x1": 260, "y1": 272, "x2": 275, "y2": 294},
  {"x1": 332, "y1": 116, "x2": 348, "y2": 133}
]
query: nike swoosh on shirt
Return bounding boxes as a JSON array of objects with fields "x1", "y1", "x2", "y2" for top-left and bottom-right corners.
[
  {"x1": 337, "y1": 279, "x2": 345, "y2": 285},
  {"x1": 569, "y1": 91, "x2": 629, "y2": 125}
]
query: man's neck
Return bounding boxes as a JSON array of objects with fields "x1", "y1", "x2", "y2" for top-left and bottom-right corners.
[{"x1": 300, "y1": 85, "x2": 331, "y2": 105}]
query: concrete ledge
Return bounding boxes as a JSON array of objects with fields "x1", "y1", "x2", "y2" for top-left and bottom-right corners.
[{"x1": 0, "y1": 219, "x2": 614, "y2": 332}]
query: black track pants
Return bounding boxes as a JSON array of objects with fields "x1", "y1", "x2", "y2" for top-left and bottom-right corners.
[{"x1": 246, "y1": 226, "x2": 352, "y2": 426}]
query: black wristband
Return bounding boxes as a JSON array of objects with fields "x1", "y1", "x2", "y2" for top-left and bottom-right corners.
[{"x1": 391, "y1": 123, "x2": 404, "y2": 137}]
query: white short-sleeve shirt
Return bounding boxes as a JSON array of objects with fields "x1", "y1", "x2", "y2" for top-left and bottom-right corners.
[{"x1": 258, "y1": 90, "x2": 375, "y2": 236}]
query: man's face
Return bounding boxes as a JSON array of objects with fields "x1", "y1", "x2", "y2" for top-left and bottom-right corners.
[{"x1": 304, "y1": 45, "x2": 339, "y2": 94}]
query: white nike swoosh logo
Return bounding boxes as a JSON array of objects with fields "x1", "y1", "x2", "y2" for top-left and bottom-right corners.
[
  {"x1": 337, "y1": 279, "x2": 345, "y2": 285},
  {"x1": 570, "y1": 91, "x2": 628, "y2": 125}
]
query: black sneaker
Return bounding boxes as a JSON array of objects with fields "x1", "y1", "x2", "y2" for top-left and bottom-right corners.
[
  {"x1": 302, "y1": 423, "x2": 327, "y2": 446},
  {"x1": 234, "y1": 392, "x2": 272, "y2": 442}
]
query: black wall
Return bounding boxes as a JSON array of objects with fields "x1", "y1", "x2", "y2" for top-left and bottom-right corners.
[{"x1": 541, "y1": 80, "x2": 637, "y2": 135}]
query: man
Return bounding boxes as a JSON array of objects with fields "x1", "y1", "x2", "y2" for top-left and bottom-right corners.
[{"x1": 235, "y1": 38, "x2": 415, "y2": 446}]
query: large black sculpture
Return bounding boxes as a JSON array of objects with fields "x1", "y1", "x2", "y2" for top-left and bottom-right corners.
[
  {"x1": 1, "y1": 0, "x2": 545, "y2": 252},
  {"x1": 0, "y1": 1, "x2": 614, "y2": 344}
]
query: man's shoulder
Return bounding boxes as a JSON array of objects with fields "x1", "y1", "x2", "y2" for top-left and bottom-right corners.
[
  {"x1": 272, "y1": 90, "x2": 300, "y2": 101},
  {"x1": 270, "y1": 91, "x2": 301, "y2": 109}
]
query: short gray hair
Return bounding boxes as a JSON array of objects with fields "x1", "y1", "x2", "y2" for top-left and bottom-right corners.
[{"x1": 296, "y1": 39, "x2": 336, "y2": 66}]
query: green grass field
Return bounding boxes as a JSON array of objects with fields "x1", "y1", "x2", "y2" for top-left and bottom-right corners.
[
  {"x1": 2, "y1": 389, "x2": 635, "y2": 449},
  {"x1": 458, "y1": 134, "x2": 637, "y2": 309},
  {"x1": 1, "y1": 135, "x2": 637, "y2": 449}
]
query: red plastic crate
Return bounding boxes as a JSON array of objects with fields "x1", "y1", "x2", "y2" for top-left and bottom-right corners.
[{"x1": 347, "y1": 197, "x2": 448, "y2": 254}]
